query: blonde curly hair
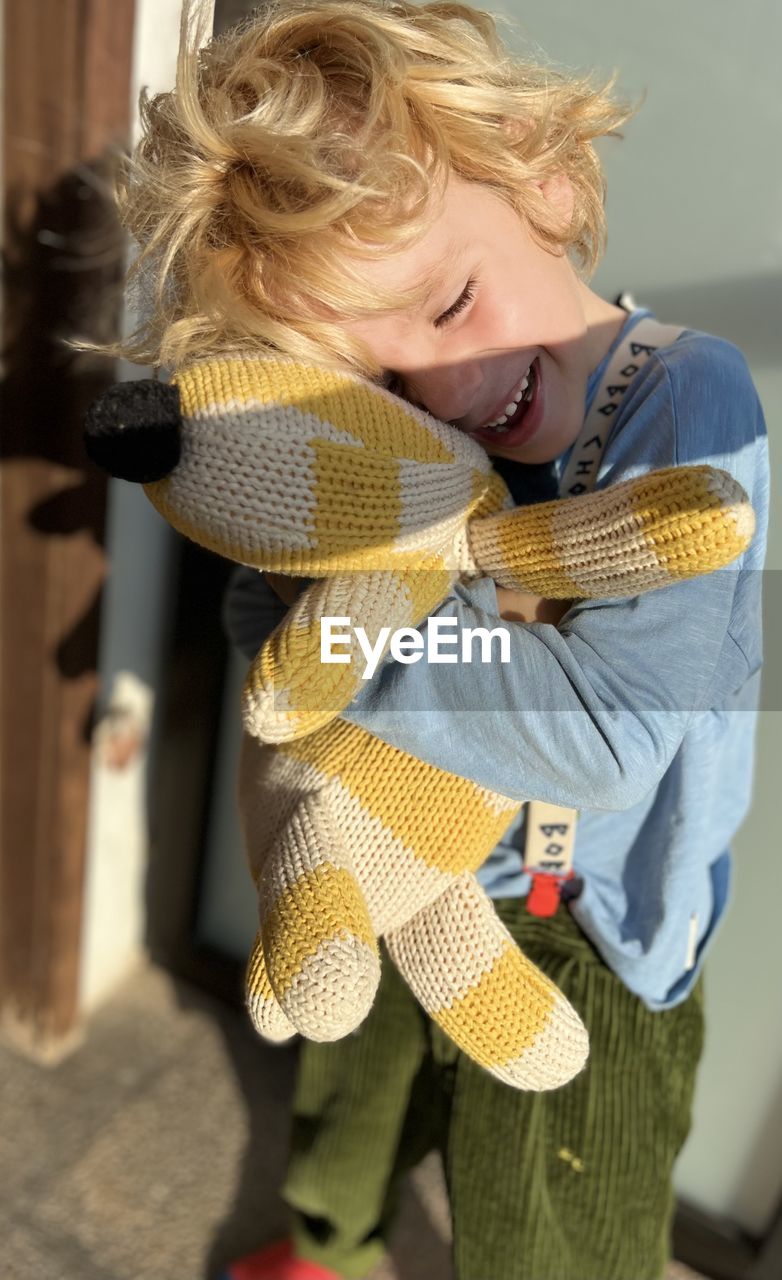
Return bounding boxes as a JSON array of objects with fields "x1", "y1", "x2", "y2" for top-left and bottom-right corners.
[{"x1": 111, "y1": 0, "x2": 637, "y2": 375}]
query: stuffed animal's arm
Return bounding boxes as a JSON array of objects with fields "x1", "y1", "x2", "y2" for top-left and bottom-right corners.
[
  {"x1": 242, "y1": 566, "x2": 452, "y2": 742},
  {"x1": 466, "y1": 465, "x2": 754, "y2": 596}
]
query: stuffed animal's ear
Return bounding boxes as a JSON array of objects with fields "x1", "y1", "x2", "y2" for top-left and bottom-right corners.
[{"x1": 83, "y1": 380, "x2": 181, "y2": 483}]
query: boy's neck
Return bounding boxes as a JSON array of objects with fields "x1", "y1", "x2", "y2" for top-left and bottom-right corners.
[{"x1": 579, "y1": 281, "x2": 632, "y2": 376}]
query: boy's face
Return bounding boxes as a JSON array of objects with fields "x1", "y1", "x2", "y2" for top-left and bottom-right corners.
[{"x1": 337, "y1": 175, "x2": 619, "y2": 464}]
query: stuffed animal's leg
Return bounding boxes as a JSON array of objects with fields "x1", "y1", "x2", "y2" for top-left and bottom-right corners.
[
  {"x1": 466, "y1": 465, "x2": 754, "y2": 596},
  {"x1": 242, "y1": 567, "x2": 452, "y2": 742},
  {"x1": 385, "y1": 873, "x2": 588, "y2": 1091},
  {"x1": 239, "y1": 734, "x2": 301, "y2": 1042},
  {"x1": 245, "y1": 930, "x2": 298, "y2": 1043},
  {"x1": 254, "y1": 787, "x2": 382, "y2": 1040}
]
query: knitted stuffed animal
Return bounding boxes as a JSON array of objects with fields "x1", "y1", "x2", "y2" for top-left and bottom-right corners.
[{"x1": 85, "y1": 357, "x2": 754, "y2": 1090}]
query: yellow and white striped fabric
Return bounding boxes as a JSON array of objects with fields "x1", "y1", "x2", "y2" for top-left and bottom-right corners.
[{"x1": 141, "y1": 354, "x2": 754, "y2": 1091}]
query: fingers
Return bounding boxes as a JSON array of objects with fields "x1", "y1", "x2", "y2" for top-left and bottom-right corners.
[{"x1": 264, "y1": 571, "x2": 308, "y2": 607}]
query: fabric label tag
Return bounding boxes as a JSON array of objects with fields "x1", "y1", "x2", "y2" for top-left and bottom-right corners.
[
  {"x1": 685, "y1": 913, "x2": 699, "y2": 971},
  {"x1": 523, "y1": 801, "x2": 578, "y2": 876}
]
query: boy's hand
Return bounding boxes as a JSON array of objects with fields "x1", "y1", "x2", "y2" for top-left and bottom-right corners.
[
  {"x1": 264, "y1": 572, "x2": 307, "y2": 607},
  {"x1": 265, "y1": 573, "x2": 570, "y2": 627},
  {"x1": 494, "y1": 585, "x2": 572, "y2": 627}
]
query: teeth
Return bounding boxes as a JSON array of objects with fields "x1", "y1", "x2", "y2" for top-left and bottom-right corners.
[{"x1": 482, "y1": 362, "x2": 535, "y2": 430}]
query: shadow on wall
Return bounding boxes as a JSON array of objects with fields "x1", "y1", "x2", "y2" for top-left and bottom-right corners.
[
  {"x1": 623, "y1": 271, "x2": 782, "y2": 371},
  {"x1": 1, "y1": 158, "x2": 124, "y2": 739}
]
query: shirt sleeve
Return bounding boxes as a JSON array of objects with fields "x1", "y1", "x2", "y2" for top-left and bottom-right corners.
[{"x1": 342, "y1": 335, "x2": 766, "y2": 810}]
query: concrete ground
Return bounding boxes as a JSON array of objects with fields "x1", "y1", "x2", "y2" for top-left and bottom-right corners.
[{"x1": 0, "y1": 962, "x2": 707, "y2": 1280}]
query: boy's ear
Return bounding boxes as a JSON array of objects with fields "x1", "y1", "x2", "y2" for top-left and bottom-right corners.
[
  {"x1": 500, "y1": 116, "x2": 574, "y2": 240},
  {"x1": 536, "y1": 173, "x2": 576, "y2": 235}
]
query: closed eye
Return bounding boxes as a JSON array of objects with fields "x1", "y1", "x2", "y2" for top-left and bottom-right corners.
[
  {"x1": 380, "y1": 275, "x2": 477, "y2": 397},
  {"x1": 434, "y1": 276, "x2": 477, "y2": 328}
]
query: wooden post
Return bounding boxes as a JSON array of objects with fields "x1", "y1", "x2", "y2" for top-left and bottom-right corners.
[{"x1": 1, "y1": 0, "x2": 135, "y2": 1055}]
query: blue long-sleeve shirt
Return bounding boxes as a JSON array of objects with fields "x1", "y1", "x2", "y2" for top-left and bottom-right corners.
[{"x1": 224, "y1": 309, "x2": 769, "y2": 1010}]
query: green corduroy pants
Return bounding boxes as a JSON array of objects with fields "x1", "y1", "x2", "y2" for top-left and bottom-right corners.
[{"x1": 283, "y1": 900, "x2": 705, "y2": 1280}]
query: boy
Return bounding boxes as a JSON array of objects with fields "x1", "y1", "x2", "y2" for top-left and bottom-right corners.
[{"x1": 115, "y1": 2, "x2": 769, "y2": 1276}]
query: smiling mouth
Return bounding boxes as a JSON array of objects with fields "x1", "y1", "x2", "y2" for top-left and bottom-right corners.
[{"x1": 469, "y1": 360, "x2": 538, "y2": 439}]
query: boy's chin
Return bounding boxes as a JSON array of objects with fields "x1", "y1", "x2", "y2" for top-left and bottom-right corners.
[
  {"x1": 483, "y1": 439, "x2": 556, "y2": 464},
  {"x1": 484, "y1": 420, "x2": 580, "y2": 465}
]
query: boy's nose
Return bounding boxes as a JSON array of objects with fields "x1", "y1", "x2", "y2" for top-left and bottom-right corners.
[{"x1": 83, "y1": 380, "x2": 182, "y2": 483}]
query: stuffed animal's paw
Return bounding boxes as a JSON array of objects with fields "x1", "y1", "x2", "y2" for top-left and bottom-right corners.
[
  {"x1": 386, "y1": 874, "x2": 589, "y2": 1090},
  {"x1": 254, "y1": 790, "x2": 382, "y2": 1039},
  {"x1": 245, "y1": 932, "x2": 298, "y2": 1043}
]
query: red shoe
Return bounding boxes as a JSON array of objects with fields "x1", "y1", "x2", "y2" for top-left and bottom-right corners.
[{"x1": 219, "y1": 1238, "x2": 343, "y2": 1280}]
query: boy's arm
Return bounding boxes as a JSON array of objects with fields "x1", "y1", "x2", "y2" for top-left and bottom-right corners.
[
  {"x1": 225, "y1": 554, "x2": 741, "y2": 808},
  {"x1": 343, "y1": 338, "x2": 767, "y2": 809},
  {"x1": 343, "y1": 563, "x2": 746, "y2": 810},
  {"x1": 223, "y1": 555, "x2": 748, "y2": 809}
]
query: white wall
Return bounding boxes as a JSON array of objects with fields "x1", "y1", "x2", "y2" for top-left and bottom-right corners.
[
  {"x1": 500, "y1": 0, "x2": 782, "y2": 1235},
  {"x1": 78, "y1": 0, "x2": 209, "y2": 1011}
]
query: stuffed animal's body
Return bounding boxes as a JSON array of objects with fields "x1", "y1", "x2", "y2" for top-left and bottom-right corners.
[{"x1": 85, "y1": 357, "x2": 754, "y2": 1089}]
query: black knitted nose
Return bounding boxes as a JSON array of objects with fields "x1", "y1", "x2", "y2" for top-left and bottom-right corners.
[{"x1": 83, "y1": 380, "x2": 182, "y2": 483}]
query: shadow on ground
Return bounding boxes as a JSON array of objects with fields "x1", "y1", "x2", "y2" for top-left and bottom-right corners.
[{"x1": 0, "y1": 963, "x2": 452, "y2": 1280}]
